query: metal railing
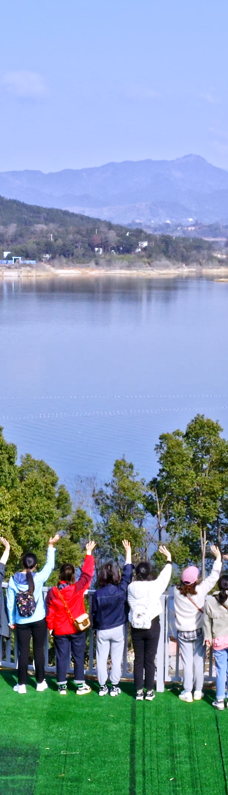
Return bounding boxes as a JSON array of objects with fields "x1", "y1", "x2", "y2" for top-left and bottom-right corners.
[{"x1": 0, "y1": 587, "x2": 215, "y2": 692}]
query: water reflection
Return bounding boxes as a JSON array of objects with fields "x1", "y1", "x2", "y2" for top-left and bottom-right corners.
[{"x1": 0, "y1": 276, "x2": 227, "y2": 485}]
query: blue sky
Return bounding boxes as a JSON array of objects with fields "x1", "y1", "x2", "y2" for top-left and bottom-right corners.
[{"x1": 0, "y1": 0, "x2": 227, "y2": 172}]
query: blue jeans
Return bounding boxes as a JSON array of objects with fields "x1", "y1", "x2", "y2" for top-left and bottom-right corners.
[
  {"x1": 214, "y1": 647, "x2": 228, "y2": 700},
  {"x1": 54, "y1": 632, "x2": 86, "y2": 685}
]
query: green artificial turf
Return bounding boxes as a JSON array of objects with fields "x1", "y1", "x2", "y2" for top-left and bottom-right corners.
[{"x1": 1, "y1": 672, "x2": 228, "y2": 795}]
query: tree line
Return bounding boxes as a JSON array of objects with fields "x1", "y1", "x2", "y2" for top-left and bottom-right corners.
[
  {"x1": 0, "y1": 195, "x2": 215, "y2": 265},
  {"x1": 1, "y1": 413, "x2": 228, "y2": 581}
]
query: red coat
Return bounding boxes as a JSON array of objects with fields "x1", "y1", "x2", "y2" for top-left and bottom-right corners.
[{"x1": 45, "y1": 554, "x2": 94, "y2": 635}]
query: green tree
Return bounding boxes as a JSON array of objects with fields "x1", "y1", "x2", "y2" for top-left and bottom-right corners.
[
  {"x1": 94, "y1": 457, "x2": 146, "y2": 560},
  {"x1": 147, "y1": 415, "x2": 228, "y2": 575}
]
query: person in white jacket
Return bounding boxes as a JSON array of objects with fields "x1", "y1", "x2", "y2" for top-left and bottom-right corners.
[
  {"x1": 128, "y1": 545, "x2": 172, "y2": 701},
  {"x1": 174, "y1": 545, "x2": 222, "y2": 703}
]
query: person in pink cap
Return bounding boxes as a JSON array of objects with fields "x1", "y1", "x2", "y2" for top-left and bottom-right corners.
[{"x1": 174, "y1": 545, "x2": 222, "y2": 702}]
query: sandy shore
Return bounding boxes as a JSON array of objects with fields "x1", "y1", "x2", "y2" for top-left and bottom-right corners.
[{"x1": 1, "y1": 265, "x2": 228, "y2": 280}]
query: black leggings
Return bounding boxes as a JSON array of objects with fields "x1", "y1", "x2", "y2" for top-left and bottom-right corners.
[
  {"x1": 131, "y1": 617, "x2": 160, "y2": 691},
  {"x1": 16, "y1": 618, "x2": 47, "y2": 685}
]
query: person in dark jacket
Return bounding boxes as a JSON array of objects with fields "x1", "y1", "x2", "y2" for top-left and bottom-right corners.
[
  {"x1": 92, "y1": 540, "x2": 133, "y2": 697},
  {"x1": 46, "y1": 540, "x2": 95, "y2": 695},
  {"x1": 0, "y1": 537, "x2": 10, "y2": 642}
]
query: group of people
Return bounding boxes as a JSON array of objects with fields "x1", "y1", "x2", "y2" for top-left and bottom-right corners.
[{"x1": 1, "y1": 534, "x2": 228, "y2": 707}]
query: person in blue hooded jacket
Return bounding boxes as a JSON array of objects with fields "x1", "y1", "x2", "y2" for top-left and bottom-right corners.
[
  {"x1": 0, "y1": 537, "x2": 10, "y2": 639},
  {"x1": 7, "y1": 534, "x2": 60, "y2": 694},
  {"x1": 92, "y1": 540, "x2": 133, "y2": 697}
]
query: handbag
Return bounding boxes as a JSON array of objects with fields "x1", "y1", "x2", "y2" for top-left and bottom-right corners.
[{"x1": 57, "y1": 589, "x2": 91, "y2": 632}]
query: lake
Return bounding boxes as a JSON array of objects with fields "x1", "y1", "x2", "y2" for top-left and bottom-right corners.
[{"x1": 0, "y1": 275, "x2": 228, "y2": 491}]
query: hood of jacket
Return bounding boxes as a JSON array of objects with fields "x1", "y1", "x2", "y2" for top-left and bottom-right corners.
[{"x1": 12, "y1": 572, "x2": 33, "y2": 591}]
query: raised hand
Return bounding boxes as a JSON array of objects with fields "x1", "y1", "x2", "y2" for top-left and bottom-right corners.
[
  {"x1": 158, "y1": 545, "x2": 172, "y2": 562},
  {"x1": 122, "y1": 539, "x2": 132, "y2": 563},
  {"x1": 86, "y1": 540, "x2": 96, "y2": 555},
  {"x1": 48, "y1": 534, "x2": 60, "y2": 546},
  {"x1": 210, "y1": 545, "x2": 221, "y2": 559},
  {"x1": 0, "y1": 537, "x2": 10, "y2": 551}
]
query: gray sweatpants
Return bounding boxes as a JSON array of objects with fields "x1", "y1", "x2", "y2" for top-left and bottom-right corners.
[
  {"x1": 96, "y1": 624, "x2": 125, "y2": 686},
  {"x1": 178, "y1": 634, "x2": 205, "y2": 692}
]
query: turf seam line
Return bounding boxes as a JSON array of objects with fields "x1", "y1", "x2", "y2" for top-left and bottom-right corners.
[{"x1": 215, "y1": 714, "x2": 228, "y2": 795}]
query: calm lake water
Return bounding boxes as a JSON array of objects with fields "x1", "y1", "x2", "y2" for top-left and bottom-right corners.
[{"x1": 0, "y1": 275, "x2": 228, "y2": 490}]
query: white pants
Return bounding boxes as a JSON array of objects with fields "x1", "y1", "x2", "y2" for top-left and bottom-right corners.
[
  {"x1": 96, "y1": 624, "x2": 125, "y2": 686},
  {"x1": 178, "y1": 634, "x2": 205, "y2": 692}
]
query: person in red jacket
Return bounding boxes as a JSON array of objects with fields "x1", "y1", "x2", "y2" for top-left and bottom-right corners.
[{"x1": 46, "y1": 540, "x2": 95, "y2": 695}]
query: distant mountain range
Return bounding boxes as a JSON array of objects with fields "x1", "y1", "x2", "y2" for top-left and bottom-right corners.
[{"x1": 1, "y1": 155, "x2": 228, "y2": 226}]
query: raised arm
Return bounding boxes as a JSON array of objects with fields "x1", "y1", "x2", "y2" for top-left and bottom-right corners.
[
  {"x1": 154, "y1": 545, "x2": 172, "y2": 597},
  {"x1": 117, "y1": 540, "x2": 133, "y2": 592},
  {"x1": 199, "y1": 546, "x2": 222, "y2": 598},
  {"x1": 35, "y1": 534, "x2": 60, "y2": 583},
  {"x1": 122, "y1": 539, "x2": 132, "y2": 565},
  {"x1": 75, "y1": 540, "x2": 96, "y2": 593},
  {"x1": 0, "y1": 537, "x2": 10, "y2": 566}
]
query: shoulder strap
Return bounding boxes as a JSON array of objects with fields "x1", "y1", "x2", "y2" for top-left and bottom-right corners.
[
  {"x1": 214, "y1": 596, "x2": 228, "y2": 612},
  {"x1": 186, "y1": 594, "x2": 203, "y2": 613},
  {"x1": 57, "y1": 589, "x2": 76, "y2": 626}
]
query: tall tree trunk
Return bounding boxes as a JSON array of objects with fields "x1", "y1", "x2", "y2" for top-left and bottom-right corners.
[{"x1": 200, "y1": 529, "x2": 206, "y2": 579}]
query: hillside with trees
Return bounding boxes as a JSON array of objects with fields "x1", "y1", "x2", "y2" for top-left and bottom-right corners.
[{"x1": 0, "y1": 195, "x2": 217, "y2": 267}]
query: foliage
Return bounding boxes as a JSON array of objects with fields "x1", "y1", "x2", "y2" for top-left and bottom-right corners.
[
  {"x1": 0, "y1": 430, "x2": 93, "y2": 580},
  {"x1": 93, "y1": 457, "x2": 146, "y2": 561},
  {"x1": 0, "y1": 195, "x2": 215, "y2": 265},
  {"x1": 147, "y1": 415, "x2": 228, "y2": 574}
]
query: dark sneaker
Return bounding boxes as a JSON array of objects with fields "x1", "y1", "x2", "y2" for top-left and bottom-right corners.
[
  {"x1": 110, "y1": 686, "x2": 121, "y2": 697},
  {"x1": 136, "y1": 689, "x2": 144, "y2": 701},
  {"x1": 145, "y1": 690, "x2": 155, "y2": 701},
  {"x1": 58, "y1": 684, "x2": 67, "y2": 695},
  {"x1": 99, "y1": 685, "x2": 109, "y2": 697}
]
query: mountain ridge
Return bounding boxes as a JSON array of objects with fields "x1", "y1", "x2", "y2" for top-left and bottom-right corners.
[{"x1": 1, "y1": 155, "x2": 228, "y2": 225}]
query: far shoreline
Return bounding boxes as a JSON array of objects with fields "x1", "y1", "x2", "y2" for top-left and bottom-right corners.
[{"x1": 1, "y1": 263, "x2": 228, "y2": 280}]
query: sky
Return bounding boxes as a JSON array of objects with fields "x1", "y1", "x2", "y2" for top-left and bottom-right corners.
[{"x1": 0, "y1": 0, "x2": 228, "y2": 173}]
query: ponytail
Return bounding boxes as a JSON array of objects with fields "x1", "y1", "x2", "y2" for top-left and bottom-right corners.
[
  {"x1": 217, "y1": 575, "x2": 228, "y2": 605},
  {"x1": 22, "y1": 552, "x2": 37, "y2": 595}
]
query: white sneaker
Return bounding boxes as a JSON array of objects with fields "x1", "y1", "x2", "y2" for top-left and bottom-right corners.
[
  {"x1": 76, "y1": 683, "x2": 91, "y2": 695},
  {"x1": 36, "y1": 680, "x2": 48, "y2": 692},
  {"x1": 179, "y1": 690, "x2": 193, "y2": 702},
  {"x1": 13, "y1": 684, "x2": 26, "y2": 694},
  {"x1": 194, "y1": 690, "x2": 204, "y2": 701},
  {"x1": 212, "y1": 699, "x2": 224, "y2": 710}
]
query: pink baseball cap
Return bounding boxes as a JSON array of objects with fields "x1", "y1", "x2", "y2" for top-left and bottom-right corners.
[{"x1": 181, "y1": 565, "x2": 199, "y2": 584}]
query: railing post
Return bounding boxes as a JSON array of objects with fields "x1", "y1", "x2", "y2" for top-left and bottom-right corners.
[{"x1": 156, "y1": 595, "x2": 165, "y2": 692}]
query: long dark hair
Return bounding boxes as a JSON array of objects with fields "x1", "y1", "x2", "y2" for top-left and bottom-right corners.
[
  {"x1": 135, "y1": 561, "x2": 151, "y2": 581},
  {"x1": 22, "y1": 552, "x2": 37, "y2": 595},
  {"x1": 98, "y1": 562, "x2": 120, "y2": 587},
  {"x1": 217, "y1": 575, "x2": 228, "y2": 605},
  {"x1": 177, "y1": 582, "x2": 198, "y2": 596},
  {"x1": 59, "y1": 563, "x2": 75, "y2": 584}
]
